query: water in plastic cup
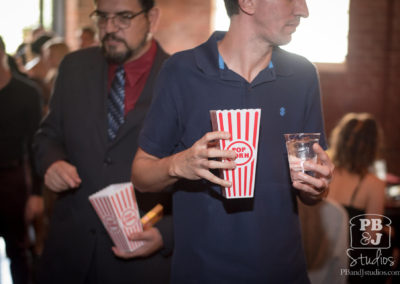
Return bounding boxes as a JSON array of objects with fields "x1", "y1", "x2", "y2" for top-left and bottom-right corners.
[{"x1": 284, "y1": 133, "x2": 320, "y2": 182}]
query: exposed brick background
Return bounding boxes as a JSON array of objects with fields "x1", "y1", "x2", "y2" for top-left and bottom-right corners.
[
  {"x1": 65, "y1": 0, "x2": 95, "y2": 50},
  {"x1": 65, "y1": 0, "x2": 400, "y2": 176},
  {"x1": 320, "y1": 0, "x2": 400, "y2": 176},
  {"x1": 155, "y1": 0, "x2": 212, "y2": 54}
]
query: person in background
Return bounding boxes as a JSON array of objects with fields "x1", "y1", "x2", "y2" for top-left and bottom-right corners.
[
  {"x1": 18, "y1": 34, "x2": 55, "y2": 262},
  {"x1": 25, "y1": 33, "x2": 53, "y2": 114},
  {"x1": 33, "y1": 0, "x2": 172, "y2": 283},
  {"x1": 42, "y1": 38, "x2": 70, "y2": 112},
  {"x1": 329, "y1": 113, "x2": 385, "y2": 225},
  {"x1": 12, "y1": 27, "x2": 51, "y2": 77},
  {"x1": 131, "y1": 0, "x2": 334, "y2": 283},
  {"x1": 328, "y1": 112, "x2": 392, "y2": 283},
  {"x1": 30, "y1": 26, "x2": 47, "y2": 43},
  {"x1": 77, "y1": 26, "x2": 99, "y2": 49},
  {"x1": 298, "y1": 197, "x2": 349, "y2": 284},
  {"x1": 8, "y1": 43, "x2": 29, "y2": 78},
  {"x1": 28, "y1": 38, "x2": 71, "y2": 261},
  {"x1": 0, "y1": 35, "x2": 43, "y2": 284}
]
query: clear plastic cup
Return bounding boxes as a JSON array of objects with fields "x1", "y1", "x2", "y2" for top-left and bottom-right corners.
[{"x1": 284, "y1": 133, "x2": 320, "y2": 182}]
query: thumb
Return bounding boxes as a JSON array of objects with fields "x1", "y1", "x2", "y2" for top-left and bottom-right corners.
[{"x1": 128, "y1": 231, "x2": 146, "y2": 241}]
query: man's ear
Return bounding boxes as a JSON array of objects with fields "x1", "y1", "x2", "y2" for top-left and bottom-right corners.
[
  {"x1": 238, "y1": 0, "x2": 256, "y2": 15},
  {"x1": 147, "y1": 7, "x2": 160, "y2": 34}
]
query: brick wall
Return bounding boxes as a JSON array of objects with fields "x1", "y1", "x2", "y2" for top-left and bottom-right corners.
[
  {"x1": 383, "y1": 0, "x2": 400, "y2": 175},
  {"x1": 66, "y1": 0, "x2": 400, "y2": 175},
  {"x1": 320, "y1": 0, "x2": 400, "y2": 175},
  {"x1": 65, "y1": 0, "x2": 95, "y2": 50},
  {"x1": 154, "y1": 0, "x2": 211, "y2": 54}
]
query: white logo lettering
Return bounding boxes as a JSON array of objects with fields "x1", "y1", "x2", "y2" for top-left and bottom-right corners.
[
  {"x1": 359, "y1": 218, "x2": 370, "y2": 231},
  {"x1": 371, "y1": 219, "x2": 383, "y2": 231}
]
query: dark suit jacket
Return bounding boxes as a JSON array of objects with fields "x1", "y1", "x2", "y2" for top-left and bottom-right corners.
[{"x1": 34, "y1": 43, "x2": 172, "y2": 284}]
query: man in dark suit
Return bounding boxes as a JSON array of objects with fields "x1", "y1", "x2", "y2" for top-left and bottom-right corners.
[{"x1": 33, "y1": 0, "x2": 172, "y2": 283}]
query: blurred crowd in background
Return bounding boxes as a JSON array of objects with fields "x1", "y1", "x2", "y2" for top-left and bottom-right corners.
[{"x1": 0, "y1": 25, "x2": 98, "y2": 284}]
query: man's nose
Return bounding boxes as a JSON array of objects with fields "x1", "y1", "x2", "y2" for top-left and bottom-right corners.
[
  {"x1": 104, "y1": 16, "x2": 119, "y2": 33},
  {"x1": 295, "y1": 0, "x2": 309, "y2": 18}
]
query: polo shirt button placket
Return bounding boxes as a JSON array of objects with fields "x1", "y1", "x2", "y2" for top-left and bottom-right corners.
[{"x1": 245, "y1": 82, "x2": 252, "y2": 94}]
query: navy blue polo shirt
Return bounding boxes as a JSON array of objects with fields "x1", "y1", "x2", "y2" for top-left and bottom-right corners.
[{"x1": 139, "y1": 32, "x2": 326, "y2": 283}]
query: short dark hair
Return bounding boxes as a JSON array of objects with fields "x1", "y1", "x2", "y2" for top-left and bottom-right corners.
[
  {"x1": 224, "y1": 0, "x2": 240, "y2": 17},
  {"x1": 93, "y1": 0, "x2": 154, "y2": 11},
  {"x1": 139, "y1": 0, "x2": 155, "y2": 11},
  {"x1": 0, "y1": 35, "x2": 5, "y2": 52},
  {"x1": 31, "y1": 34, "x2": 53, "y2": 55},
  {"x1": 15, "y1": 43, "x2": 28, "y2": 65}
]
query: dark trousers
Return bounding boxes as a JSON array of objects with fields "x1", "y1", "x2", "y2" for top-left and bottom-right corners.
[{"x1": 0, "y1": 165, "x2": 30, "y2": 284}]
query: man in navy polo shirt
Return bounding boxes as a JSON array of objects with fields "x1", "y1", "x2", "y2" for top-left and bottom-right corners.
[{"x1": 132, "y1": 0, "x2": 334, "y2": 283}]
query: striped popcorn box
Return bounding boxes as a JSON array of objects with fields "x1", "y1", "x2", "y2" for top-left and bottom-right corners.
[
  {"x1": 210, "y1": 109, "x2": 261, "y2": 198},
  {"x1": 89, "y1": 182, "x2": 144, "y2": 252}
]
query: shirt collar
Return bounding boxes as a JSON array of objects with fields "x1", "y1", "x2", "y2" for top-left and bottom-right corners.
[
  {"x1": 194, "y1": 31, "x2": 293, "y2": 84},
  {"x1": 108, "y1": 39, "x2": 157, "y2": 86}
]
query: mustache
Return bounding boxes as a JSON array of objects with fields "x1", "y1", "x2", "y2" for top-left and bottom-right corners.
[{"x1": 102, "y1": 33, "x2": 126, "y2": 44}]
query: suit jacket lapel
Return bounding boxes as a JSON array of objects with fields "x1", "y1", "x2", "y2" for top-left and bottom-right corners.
[{"x1": 85, "y1": 50, "x2": 109, "y2": 149}]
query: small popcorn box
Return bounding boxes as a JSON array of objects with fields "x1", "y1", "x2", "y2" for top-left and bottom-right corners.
[
  {"x1": 89, "y1": 182, "x2": 144, "y2": 252},
  {"x1": 210, "y1": 109, "x2": 261, "y2": 198}
]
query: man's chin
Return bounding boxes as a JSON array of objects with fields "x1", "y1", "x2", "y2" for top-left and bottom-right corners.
[
  {"x1": 107, "y1": 54, "x2": 125, "y2": 64},
  {"x1": 103, "y1": 48, "x2": 131, "y2": 64},
  {"x1": 275, "y1": 35, "x2": 293, "y2": 46}
]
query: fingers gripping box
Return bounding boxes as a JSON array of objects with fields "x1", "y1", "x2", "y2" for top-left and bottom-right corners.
[
  {"x1": 210, "y1": 109, "x2": 261, "y2": 198},
  {"x1": 89, "y1": 182, "x2": 144, "y2": 252}
]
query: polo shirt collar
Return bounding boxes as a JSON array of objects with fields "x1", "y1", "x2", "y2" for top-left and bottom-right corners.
[{"x1": 194, "y1": 31, "x2": 293, "y2": 84}]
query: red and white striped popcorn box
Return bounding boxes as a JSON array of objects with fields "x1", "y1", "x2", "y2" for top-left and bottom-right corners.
[
  {"x1": 89, "y1": 182, "x2": 144, "y2": 252},
  {"x1": 210, "y1": 109, "x2": 261, "y2": 198}
]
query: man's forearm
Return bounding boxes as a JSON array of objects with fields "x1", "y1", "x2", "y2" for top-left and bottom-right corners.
[{"x1": 131, "y1": 149, "x2": 179, "y2": 193}]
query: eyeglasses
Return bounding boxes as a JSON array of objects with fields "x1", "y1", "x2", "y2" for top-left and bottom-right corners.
[{"x1": 90, "y1": 10, "x2": 147, "y2": 29}]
